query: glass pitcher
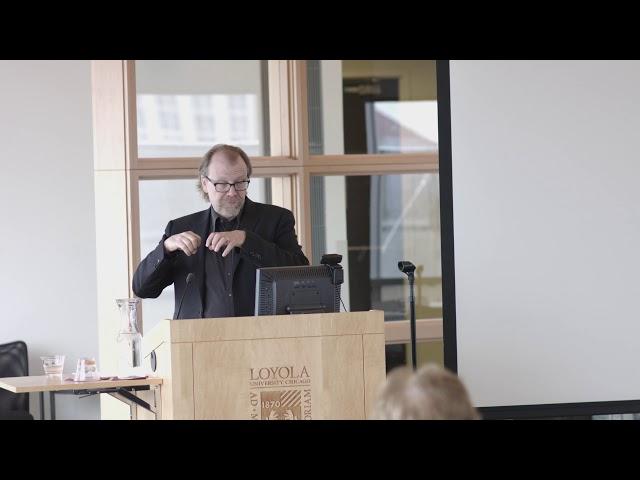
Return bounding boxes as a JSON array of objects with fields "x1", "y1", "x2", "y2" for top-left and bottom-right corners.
[{"x1": 115, "y1": 298, "x2": 142, "y2": 376}]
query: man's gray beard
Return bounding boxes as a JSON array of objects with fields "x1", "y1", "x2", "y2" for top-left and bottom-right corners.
[{"x1": 215, "y1": 198, "x2": 244, "y2": 220}]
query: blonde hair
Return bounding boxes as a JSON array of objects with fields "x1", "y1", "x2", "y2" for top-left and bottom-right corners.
[{"x1": 373, "y1": 364, "x2": 481, "y2": 420}]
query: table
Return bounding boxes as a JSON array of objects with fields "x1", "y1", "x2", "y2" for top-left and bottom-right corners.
[{"x1": 0, "y1": 375, "x2": 163, "y2": 420}]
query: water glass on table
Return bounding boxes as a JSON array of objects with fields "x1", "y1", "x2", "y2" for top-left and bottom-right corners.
[{"x1": 40, "y1": 355, "x2": 65, "y2": 377}]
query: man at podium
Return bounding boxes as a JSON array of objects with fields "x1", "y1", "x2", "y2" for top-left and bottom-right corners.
[{"x1": 132, "y1": 144, "x2": 309, "y2": 319}]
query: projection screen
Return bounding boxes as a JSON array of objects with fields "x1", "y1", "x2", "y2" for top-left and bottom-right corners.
[{"x1": 440, "y1": 60, "x2": 640, "y2": 417}]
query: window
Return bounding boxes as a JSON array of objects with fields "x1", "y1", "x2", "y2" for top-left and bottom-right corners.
[
  {"x1": 96, "y1": 60, "x2": 442, "y2": 373},
  {"x1": 310, "y1": 173, "x2": 442, "y2": 321},
  {"x1": 192, "y1": 96, "x2": 216, "y2": 142},
  {"x1": 135, "y1": 60, "x2": 270, "y2": 158},
  {"x1": 156, "y1": 95, "x2": 181, "y2": 141},
  {"x1": 306, "y1": 60, "x2": 438, "y2": 156}
]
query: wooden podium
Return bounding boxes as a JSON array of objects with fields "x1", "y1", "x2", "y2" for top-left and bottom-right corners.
[{"x1": 137, "y1": 310, "x2": 385, "y2": 420}]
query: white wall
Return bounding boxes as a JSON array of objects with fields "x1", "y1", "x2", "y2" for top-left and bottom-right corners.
[
  {"x1": 0, "y1": 60, "x2": 98, "y2": 419},
  {"x1": 450, "y1": 60, "x2": 640, "y2": 408}
]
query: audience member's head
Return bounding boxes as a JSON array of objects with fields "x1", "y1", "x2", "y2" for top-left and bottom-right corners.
[{"x1": 373, "y1": 364, "x2": 481, "y2": 420}]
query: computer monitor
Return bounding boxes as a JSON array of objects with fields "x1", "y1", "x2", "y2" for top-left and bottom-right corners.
[{"x1": 255, "y1": 265, "x2": 342, "y2": 316}]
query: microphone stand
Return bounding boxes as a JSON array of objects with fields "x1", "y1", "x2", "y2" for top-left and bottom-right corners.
[
  {"x1": 398, "y1": 261, "x2": 417, "y2": 371},
  {"x1": 408, "y1": 271, "x2": 417, "y2": 371},
  {"x1": 175, "y1": 272, "x2": 194, "y2": 320}
]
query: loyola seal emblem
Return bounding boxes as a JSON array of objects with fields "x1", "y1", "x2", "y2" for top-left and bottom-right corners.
[
  {"x1": 260, "y1": 390, "x2": 301, "y2": 420},
  {"x1": 249, "y1": 365, "x2": 312, "y2": 420}
]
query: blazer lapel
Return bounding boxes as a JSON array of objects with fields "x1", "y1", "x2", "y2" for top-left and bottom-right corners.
[
  {"x1": 192, "y1": 208, "x2": 211, "y2": 316},
  {"x1": 235, "y1": 197, "x2": 260, "y2": 272},
  {"x1": 238, "y1": 197, "x2": 260, "y2": 236}
]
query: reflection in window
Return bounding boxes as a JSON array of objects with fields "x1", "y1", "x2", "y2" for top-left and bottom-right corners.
[
  {"x1": 229, "y1": 95, "x2": 249, "y2": 142},
  {"x1": 370, "y1": 174, "x2": 441, "y2": 320},
  {"x1": 137, "y1": 101, "x2": 148, "y2": 143},
  {"x1": 156, "y1": 96, "x2": 181, "y2": 141},
  {"x1": 367, "y1": 100, "x2": 439, "y2": 153},
  {"x1": 306, "y1": 60, "x2": 438, "y2": 156},
  {"x1": 135, "y1": 60, "x2": 269, "y2": 158},
  {"x1": 137, "y1": 94, "x2": 260, "y2": 157},
  {"x1": 192, "y1": 96, "x2": 216, "y2": 142},
  {"x1": 311, "y1": 173, "x2": 441, "y2": 322}
]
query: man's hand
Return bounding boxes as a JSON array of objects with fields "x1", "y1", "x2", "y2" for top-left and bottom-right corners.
[
  {"x1": 163, "y1": 231, "x2": 202, "y2": 256},
  {"x1": 205, "y1": 230, "x2": 246, "y2": 257}
]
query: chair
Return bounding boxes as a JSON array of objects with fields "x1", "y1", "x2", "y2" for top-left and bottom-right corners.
[{"x1": 0, "y1": 341, "x2": 33, "y2": 420}]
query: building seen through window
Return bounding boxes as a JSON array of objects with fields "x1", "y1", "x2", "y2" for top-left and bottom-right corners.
[{"x1": 136, "y1": 94, "x2": 260, "y2": 157}]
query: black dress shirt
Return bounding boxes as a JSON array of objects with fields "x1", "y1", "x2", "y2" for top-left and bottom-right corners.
[{"x1": 203, "y1": 206, "x2": 243, "y2": 318}]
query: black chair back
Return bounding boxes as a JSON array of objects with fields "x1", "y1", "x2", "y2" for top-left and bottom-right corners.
[{"x1": 0, "y1": 341, "x2": 30, "y2": 415}]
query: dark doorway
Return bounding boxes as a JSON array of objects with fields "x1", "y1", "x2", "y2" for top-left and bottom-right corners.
[
  {"x1": 343, "y1": 77, "x2": 401, "y2": 370},
  {"x1": 343, "y1": 77, "x2": 399, "y2": 314}
]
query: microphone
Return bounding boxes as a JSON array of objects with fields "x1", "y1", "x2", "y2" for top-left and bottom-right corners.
[
  {"x1": 398, "y1": 261, "x2": 416, "y2": 275},
  {"x1": 398, "y1": 260, "x2": 417, "y2": 370},
  {"x1": 175, "y1": 273, "x2": 195, "y2": 319}
]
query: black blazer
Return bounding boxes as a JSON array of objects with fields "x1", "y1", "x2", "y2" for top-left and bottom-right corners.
[{"x1": 132, "y1": 198, "x2": 309, "y2": 319}]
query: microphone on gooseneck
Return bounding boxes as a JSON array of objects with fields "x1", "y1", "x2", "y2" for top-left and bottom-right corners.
[{"x1": 175, "y1": 273, "x2": 195, "y2": 319}]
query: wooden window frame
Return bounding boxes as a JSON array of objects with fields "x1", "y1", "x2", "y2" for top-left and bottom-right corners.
[{"x1": 93, "y1": 59, "x2": 443, "y2": 348}]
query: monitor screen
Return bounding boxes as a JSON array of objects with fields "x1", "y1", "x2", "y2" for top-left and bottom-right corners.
[{"x1": 255, "y1": 265, "x2": 342, "y2": 316}]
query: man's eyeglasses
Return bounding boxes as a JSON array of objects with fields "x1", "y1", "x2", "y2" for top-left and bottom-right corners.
[{"x1": 203, "y1": 176, "x2": 250, "y2": 193}]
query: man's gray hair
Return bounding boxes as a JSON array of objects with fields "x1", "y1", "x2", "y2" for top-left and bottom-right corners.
[{"x1": 197, "y1": 144, "x2": 253, "y2": 201}]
